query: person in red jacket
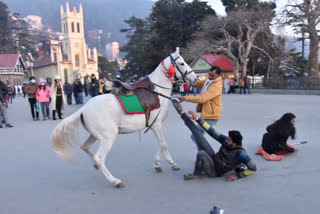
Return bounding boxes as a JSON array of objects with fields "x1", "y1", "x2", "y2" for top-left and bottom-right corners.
[{"x1": 183, "y1": 82, "x2": 189, "y2": 96}]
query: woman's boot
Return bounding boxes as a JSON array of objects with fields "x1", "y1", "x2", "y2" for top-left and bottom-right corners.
[{"x1": 52, "y1": 110, "x2": 57, "y2": 120}]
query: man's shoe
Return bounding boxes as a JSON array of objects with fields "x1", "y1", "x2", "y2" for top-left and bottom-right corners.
[
  {"x1": 52, "y1": 117, "x2": 57, "y2": 120},
  {"x1": 5, "y1": 124, "x2": 14, "y2": 128},
  {"x1": 0, "y1": 125, "x2": 3, "y2": 128},
  {"x1": 172, "y1": 98, "x2": 183, "y2": 115}
]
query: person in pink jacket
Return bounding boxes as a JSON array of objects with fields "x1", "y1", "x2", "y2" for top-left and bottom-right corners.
[{"x1": 36, "y1": 78, "x2": 51, "y2": 120}]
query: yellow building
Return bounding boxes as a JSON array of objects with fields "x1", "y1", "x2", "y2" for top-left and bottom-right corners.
[{"x1": 32, "y1": 3, "x2": 98, "y2": 83}]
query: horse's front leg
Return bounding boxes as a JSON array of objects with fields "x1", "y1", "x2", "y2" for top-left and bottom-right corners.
[{"x1": 152, "y1": 124, "x2": 180, "y2": 172}]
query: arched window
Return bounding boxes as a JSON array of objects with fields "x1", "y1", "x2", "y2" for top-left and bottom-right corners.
[
  {"x1": 64, "y1": 69, "x2": 68, "y2": 83},
  {"x1": 77, "y1": 23, "x2": 80, "y2": 33},
  {"x1": 75, "y1": 54, "x2": 80, "y2": 67},
  {"x1": 71, "y1": 22, "x2": 75, "y2": 32}
]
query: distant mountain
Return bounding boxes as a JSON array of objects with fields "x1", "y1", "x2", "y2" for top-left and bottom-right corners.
[
  {"x1": 3, "y1": 0, "x2": 154, "y2": 50},
  {"x1": 285, "y1": 36, "x2": 320, "y2": 61}
]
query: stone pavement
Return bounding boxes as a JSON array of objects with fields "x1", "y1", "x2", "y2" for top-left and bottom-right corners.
[{"x1": 1, "y1": 94, "x2": 319, "y2": 214}]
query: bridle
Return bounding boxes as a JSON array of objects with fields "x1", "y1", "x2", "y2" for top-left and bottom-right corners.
[
  {"x1": 170, "y1": 55, "x2": 194, "y2": 84},
  {"x1": 144, "y1": 54, "x2": 194, "y2": 133}
]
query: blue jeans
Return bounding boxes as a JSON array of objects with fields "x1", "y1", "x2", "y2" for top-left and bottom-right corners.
[
  {"x1": 191, "y1": 119, "x2": 218, "y2": 150},
  {"x1": 40, "y1": 102, "x2": 50, "y2": 118},
  {"x1": 77, "y1": 92, "x2": 83, "y2": 104}
]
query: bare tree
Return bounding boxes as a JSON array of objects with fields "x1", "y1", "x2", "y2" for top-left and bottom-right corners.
[
  {"x1": 281, "y1": 0, "x2": 320, "y2": 78},
  {"x1": 185, "y1": 5, "x2": 275, "y2": 79}
]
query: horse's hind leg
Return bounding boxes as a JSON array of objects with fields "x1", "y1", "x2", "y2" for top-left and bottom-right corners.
[
  {"x1": 152, "y1": 125, "x2": 180, "y2": 172},
  {"x1": 80, "y1": 134, "x2": 96, "y2": 160},
  {"x1": 93, "y1": 134, "x2": 124, "y2": 188}
]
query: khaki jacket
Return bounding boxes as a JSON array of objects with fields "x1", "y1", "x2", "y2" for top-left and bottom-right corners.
[{"x1": 184, "y1": 77, "x2": 222, "y2": 120}]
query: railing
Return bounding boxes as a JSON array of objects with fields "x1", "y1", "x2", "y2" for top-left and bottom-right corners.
[{"x1": 250, "y1": 77, "x2": 320, "y2": 90}]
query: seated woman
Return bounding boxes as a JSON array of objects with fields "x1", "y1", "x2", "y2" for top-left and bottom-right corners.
[
  {"x1": 172, "y1": 99, "x2": 257, "y2": 181},
  {"x1": 256, "y1": 113, "x2": 298, "y2": 161}
]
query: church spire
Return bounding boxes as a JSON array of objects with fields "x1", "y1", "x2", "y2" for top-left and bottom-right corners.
[
  {"x1": 79, "y1": 3, "x2": 83, "y2": 16},
  {"x1": 60, "y1": 4, "x2": 64, "y2": 15},
  {"x1": 66, "y1": 2, "x2": 70, "y2": 12}
]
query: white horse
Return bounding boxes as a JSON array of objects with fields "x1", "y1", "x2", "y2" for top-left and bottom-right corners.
[{"x1": 51, "y1": 47, "x2": 197, "y2": 188}]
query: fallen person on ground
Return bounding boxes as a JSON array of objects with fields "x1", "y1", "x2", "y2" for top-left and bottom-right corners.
[
  {"x1": 172, "y1": 99, "x2": 257, "y2": 181},
  {"x1": 256, "y1": 113, "x2": 298, "y2": 161}
]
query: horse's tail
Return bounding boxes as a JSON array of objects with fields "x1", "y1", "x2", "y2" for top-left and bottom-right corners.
[{"x1": 51, "y1": 110, "x2": 82, "y2": 163}]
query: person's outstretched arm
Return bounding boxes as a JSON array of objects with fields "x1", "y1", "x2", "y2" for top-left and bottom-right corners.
[
  {"x1": 234, "y1": 151, "x2": 257, "y2": 178},
  {"x1": 188, "y1": 111, "x2": 227, "y2": 144}
]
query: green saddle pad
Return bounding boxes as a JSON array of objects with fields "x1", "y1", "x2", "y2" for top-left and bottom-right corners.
[{"x1": 113, "y1": 92, "x2": 160, "y2": 114}]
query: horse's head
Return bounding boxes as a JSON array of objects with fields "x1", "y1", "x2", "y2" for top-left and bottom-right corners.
[{"x1": 165, "y1": 47, "x2": 197, "y2": 85}]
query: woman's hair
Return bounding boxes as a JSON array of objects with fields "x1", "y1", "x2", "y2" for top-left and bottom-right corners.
[
  {"x1": 38, "y1": 84, "x2": 47, "y2": 90},
  {"x1": 268, "y1": 113, "x2": 296, "y2": 139}
]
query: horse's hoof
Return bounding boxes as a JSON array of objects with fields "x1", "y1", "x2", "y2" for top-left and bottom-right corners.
[
  {"x1": 93, "y1": 164, "x2": 100, "y2": 170},
  {"x1": 171, "y1": 164, "x2": 180, "y2": 171},
  {"x1": 116, "y1": 182, "x2": 125, "y2": 188},
  {"x1": 155, "y1": 167, "x2": 162, "y2": 173}
]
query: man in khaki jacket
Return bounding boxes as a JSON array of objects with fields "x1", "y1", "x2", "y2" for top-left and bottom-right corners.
[{"x1": 177, "y1": 66, "x2": 223, "y2": 149}]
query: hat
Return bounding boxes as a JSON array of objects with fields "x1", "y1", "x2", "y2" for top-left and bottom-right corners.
[
  {"x1": 39, "y1": 78, "x2": 45, "y2": 83},
  {"x1": 55, "y1": 75, "x2": 61, "y2": 80},
  {"x1": 228, "y1": 130, "x2": 243, "y2": 145}
]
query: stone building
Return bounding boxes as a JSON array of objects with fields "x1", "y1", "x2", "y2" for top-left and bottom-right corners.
[{"x1": 32, "y1": 3, "x2": 98, "y2": 83}]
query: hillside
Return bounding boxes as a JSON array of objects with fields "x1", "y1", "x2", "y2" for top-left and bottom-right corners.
[{"x1": 3, "y1": 0, "x2": 154, "y2": 46}]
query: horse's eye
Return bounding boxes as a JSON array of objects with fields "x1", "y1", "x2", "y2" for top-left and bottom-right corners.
[{"x1": 180, "y1": 63, "x2": 185, "y2": 66}]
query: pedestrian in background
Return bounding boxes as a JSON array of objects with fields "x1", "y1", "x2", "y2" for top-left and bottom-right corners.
[
  {"x1": 73, "y1": 78, "x2": 83, "y2": 104},
  {"x1": 99, "y1": 79, "x2": 104, "y2": 95},
  {"x1": 51, "y1": 75, "x2": 65, "y2": 120},
  {"x1": 25, "y1": 76, "x2": 39, "y2": 121},
  {"x1": 104, "y1": 76, "x2": 113, "y2": 93},
  {"x1": 90, "y1": 74, "x2": 99, "y2": 97},
  {"x1": 7, "y1": 85, "x2": 15, "y2": 103},
  {"x1": 239, "y1": 77, "x2": 245, "y2": 94},
  {"x1": 63, "y1": 80, "x2": 73, "y2": 105},
  {"x1": 184, "y1": 82, "x2": 189, "y2": 96},
  {"x1": 224, "y1": 77, "x2": 230, "y2": 94},
  {"x1": 244, "y1": 75, "x2": 251, "y2": 94},
  {"x1": 36, "y1": 78, "x2": 51, "y2": 120},
  {"x1": 0, "y1": 87, "x2": 13, "y2": 128}
]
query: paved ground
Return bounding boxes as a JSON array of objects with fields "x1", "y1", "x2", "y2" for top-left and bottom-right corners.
[{"x1": 1, "y1": 94, "x2": 319, "y2": 214}]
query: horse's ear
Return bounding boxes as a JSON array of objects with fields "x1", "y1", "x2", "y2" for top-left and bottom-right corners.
[{"x1": 175, "y1": 47, "x2": 180, "y2": 55}]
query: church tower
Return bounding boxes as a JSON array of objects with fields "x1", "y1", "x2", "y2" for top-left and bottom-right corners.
[
  {"x1": 60, "y1": 2, "x2": 88, "y2": 71},
  {"x1": 59, "y1": 2, "x2": 98, "y2": 81},
  {"x1": 32, "y1": 2, "x2": 98, "y2": 83}
]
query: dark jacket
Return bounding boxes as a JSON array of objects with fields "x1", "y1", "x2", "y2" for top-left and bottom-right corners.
[
  {"x1": 73, "y1": 82, "x2": 83, "y2": 93},
  {"x1": 214, "y1": 144, "x2": 245, "y2": 176},
  {"x1": 63, "y1": 83, "x2": 73, "y2": 94},
  {"x1": 0, "y1": 88, "x2": 5, "y2": 103},
  {"x1": 0, "y1": 80, "x2": 8, "y2": 96},
  {"x1": 262, "y1": 123, "x2": 295, "y2": 154}
]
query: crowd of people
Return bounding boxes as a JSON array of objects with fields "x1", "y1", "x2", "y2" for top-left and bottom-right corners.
[{"x1": 0, "y1": 74, "x2": 115, "y2": 126}]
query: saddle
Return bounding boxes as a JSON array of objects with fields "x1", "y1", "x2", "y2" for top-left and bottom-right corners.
[{"x1": 113, "y1": 77, "x2": 158, "y2": 127}]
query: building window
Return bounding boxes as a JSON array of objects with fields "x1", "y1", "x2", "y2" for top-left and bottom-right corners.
[
  {"x1": 64, "y1": 69, "x2": 68, "y2": 82},
  {"x1": 66, "y1": 23, "x2": 68, "y2": 32},
  {"x1": 71, "y1": 22, "x2": 74, "y2": 32},
  {"x1": 75, "y1": 54, "x2": 80, "y2": 67},
  {"x1": 77, "y1": 23, "x2": 80, "y2": 33}
]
